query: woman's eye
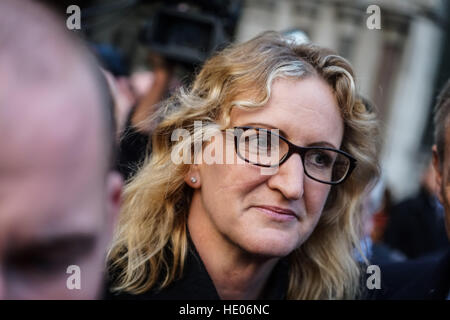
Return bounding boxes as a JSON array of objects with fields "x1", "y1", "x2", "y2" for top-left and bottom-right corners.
[
  {"x1": 246, "y1": 134, "x2": 269, "y2": 148},
  {"x1": 308, "y1": 152, "x2": 333, "y2": 167},
  {"x1": 257, "y1": 135, "x2": 269, "y2": 146}
]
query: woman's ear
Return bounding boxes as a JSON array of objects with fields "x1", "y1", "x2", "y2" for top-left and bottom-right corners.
[{"x1": 184, "y1": 165, "x2": 201, "y2": 188}]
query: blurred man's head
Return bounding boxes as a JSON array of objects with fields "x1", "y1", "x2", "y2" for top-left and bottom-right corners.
[
  {"x1": 0, "y1": 0, "x2": 122, "y2": 299},
  {"x1": 432, "y1": 79, "x2": 450, "y2": 240}
]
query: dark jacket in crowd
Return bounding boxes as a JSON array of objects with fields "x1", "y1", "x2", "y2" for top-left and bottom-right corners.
[
  {"x1": 383, "y1": 187, "x2": 448, "y2": 259},
  {"x1": 116, "y1": 113, "x2": 150, "y2": 181},
  {"x1": 375, "y1": 247, "x2": 450, "y2": 299}
]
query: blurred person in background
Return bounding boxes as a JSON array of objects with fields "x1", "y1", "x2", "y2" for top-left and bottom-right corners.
[
  {"x1": 377, "y1": 79, "x2": 450, "y2": 300},
  {"x1": 370, "y1": 187, "x2": 393, "y2": 244},
  {"x1": 359, "y1": 180, "x2": 406, "y2": 265},
  {"x1": 92, "y1": 43, "x2": 173, "y2": 180},
  {"x1": 93, "y1": 43, "x2": 137, "y2": 138},
  {"x1": 383, "y1": 158, "x2": 448, "y2": 259},
  {"x1": 106, "y1": 31, "x2": 379, "y2": 300},
  {"x1": 0, "y1": 0, "x2": 122, "y2": 299},
  {"x1": 114, "y1": 53, "x2": 176, "y2": 181}
]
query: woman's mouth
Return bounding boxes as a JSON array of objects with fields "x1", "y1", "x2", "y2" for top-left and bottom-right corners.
[{"x1": 252, "y1": 205, "x2": 299, "y2": 222}]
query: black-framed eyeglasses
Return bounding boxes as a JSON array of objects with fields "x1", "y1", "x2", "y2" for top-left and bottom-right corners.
[{"x1": 232, "y1": 126, "x2": 357, "y2": 185}]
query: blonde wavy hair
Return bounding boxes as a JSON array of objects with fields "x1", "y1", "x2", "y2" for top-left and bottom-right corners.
[{"x1": 107, "y1": 31, "x2": 379, "y2": 299}]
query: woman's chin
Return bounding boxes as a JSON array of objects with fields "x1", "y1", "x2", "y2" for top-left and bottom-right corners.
[{"x1": 241, "y1": 233, "x2": 302, "y2": 258}]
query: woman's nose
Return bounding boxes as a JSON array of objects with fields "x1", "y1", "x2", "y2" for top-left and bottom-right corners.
[{"x1": 267, "y1": 153, "x2": 304, "y2": 200}]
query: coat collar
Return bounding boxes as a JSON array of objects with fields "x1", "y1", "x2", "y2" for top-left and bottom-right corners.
[
  {"x1": 106, "y1": 234, "x2": 290, "y2": 300},
  {"x1": 148, "y1": 235, "x2": 289, "y2": 300}
]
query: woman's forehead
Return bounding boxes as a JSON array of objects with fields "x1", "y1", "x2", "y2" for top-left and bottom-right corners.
[{"x1": 229, "y1": 77, "x2": 343, "y2": 144}]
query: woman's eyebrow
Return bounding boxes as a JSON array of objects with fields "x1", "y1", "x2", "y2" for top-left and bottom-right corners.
[
  {"x1": 239, "y1": 122, "x2": 339, "y2": 149},
  {"x1": 306, "y1": 141, "x2": 339, "y2": 149},
  {"x1": 239, "y1": 122, "x2": 288, "y2": 138}
]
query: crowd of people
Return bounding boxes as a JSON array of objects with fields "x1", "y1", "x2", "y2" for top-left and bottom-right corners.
[{"x1": 0, "y1": 0, "x2": 448, "y2": 300}]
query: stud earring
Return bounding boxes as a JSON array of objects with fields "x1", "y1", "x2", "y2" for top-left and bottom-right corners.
[{"x1": 190, "y1": 177, "x2": 197, "y2": 183}]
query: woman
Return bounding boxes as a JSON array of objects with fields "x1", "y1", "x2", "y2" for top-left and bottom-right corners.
[{"x1": 106, "y1": 31, "x2": 379, "y2": 299}]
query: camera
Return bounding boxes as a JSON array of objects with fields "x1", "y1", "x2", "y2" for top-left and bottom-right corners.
[{"x1": 140, "y1": 0, "x2": 242, "y2": 66}]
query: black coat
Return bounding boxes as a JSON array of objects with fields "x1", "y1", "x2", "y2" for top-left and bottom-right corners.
[
  {"x1": 375, "y1": 247, "x2": 450, "y2": 299},
  {"x1": 383, "y1": 188, "x2": 448, "y2": 259},
  {"x1": 104, "y1": 239, "x2": 289, "y2": 300},
  {"x1": 116, "y1": 117, "x2": 150, "y2": 181}
]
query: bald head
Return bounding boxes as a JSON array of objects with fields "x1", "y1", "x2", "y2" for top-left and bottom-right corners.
[
  {"x1": 0, "y1": 0, "x2": 122, "y2": 299},
  {"x1": 0, "y1": 0, "x2": 115, "y2": 172}
]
